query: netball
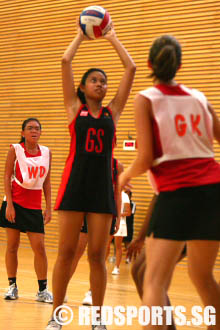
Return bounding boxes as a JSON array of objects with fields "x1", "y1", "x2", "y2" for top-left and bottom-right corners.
[{"x1": 79, "y1": 5, "x2": 111, "y2": 39}]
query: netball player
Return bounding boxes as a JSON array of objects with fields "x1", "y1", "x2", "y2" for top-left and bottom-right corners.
[
  {"x1": 123, "y1": 190, "x2": 136, "y2": 262},
  {"x1": 46, "y1": 22, "x2": 136, "y2": 330},
  {"x1": 119, "y1": 35, "x2": 220, "y2": 329},
  {"x1": 111, "y1": 189, "x2": 131, "y2": 275},
  {"x1": 0, "y1": 118, "x2": 53, "y2": 303},
  {"x1": 68, "y1": 159, "x2": 123, "y2": 307},
  {"x1": 128, "y1": 194, "x2": 186, "y2": 330}
]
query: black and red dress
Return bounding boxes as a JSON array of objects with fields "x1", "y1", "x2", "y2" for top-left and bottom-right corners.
[{"x1": 55, "y1": 104, "x2": 116, "y2": 215}]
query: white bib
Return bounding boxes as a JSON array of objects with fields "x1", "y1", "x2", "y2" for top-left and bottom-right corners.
[
  {"x1": 139, "y1": 85, "x2": 214, "y2": 166},
  {"x1": 12, "y1": 143, "x2": 50, "y2": 190}
]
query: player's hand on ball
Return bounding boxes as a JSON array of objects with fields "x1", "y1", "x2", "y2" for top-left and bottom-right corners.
[
  {"x1": 103, "y1": 22, "x2": 116, "y2": 39},
  {"x1": 76, "y1": 18, "x2": 92, "y2": 41}
]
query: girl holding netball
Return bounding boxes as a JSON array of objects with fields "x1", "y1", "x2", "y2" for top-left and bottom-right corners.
[
  {"x1": 119, "y1": 35, "x2": 220, "y2": 329},
  {"x1": 46, "y1": 21, "x2": 135, "y2": 330},
  {"x1": 0, "y1": 118, "x2": 52, "y2": 303}
]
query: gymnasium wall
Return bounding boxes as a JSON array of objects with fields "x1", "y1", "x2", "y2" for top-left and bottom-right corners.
[{"x1": 0, "y1": 0, "x2": 220, "y2": 264}]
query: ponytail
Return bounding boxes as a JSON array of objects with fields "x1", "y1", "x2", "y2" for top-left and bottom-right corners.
[
  {"x1": 19, "y1": 136, "x2": 25, "y2": 143},
  {"x1": 77, "y1": 87, "x2": 87, "y2": 105},
  {"x1": 149, "y1": 35, "x2": 181, "y2": 82}
]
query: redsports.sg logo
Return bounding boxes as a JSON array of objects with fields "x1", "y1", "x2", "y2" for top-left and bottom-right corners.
[{"x1": 53, "y1": 305, "x2": 216, "y2": 327}]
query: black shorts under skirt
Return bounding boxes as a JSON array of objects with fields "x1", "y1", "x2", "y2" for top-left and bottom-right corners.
[
  {"x1": 147, "y1": 183, "x2": 220, "y2": 241},
  {"x1": 123, "y1": 217, "x2": 134, "y2": 242},
  {"x1": 0, "y1": 201, "x2": 44, "y2": 234},
  {"x1": 80, "y1": 216, "x2": 116, "y2": 236}
]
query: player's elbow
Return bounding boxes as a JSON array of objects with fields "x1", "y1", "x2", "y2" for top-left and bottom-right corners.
[
  {"x1": 128, "y1": 62, "x2": 136, "y2": 75},
  {"x1": 61, "y1": 55, "x2": 71, "y2": 65}
]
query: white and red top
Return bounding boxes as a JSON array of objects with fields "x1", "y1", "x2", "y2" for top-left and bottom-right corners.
[
  {"x1": 139, "y1": 84, "x2": 220, "y2": 191},
  {"x1": 10, "y1": 143, "x2": 50, "y2": 209}
]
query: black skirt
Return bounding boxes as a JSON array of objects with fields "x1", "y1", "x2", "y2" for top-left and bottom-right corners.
[
  {"x1": 147, "y1": 183, "x2": 220, "y2": 241},
  {"x1": 0, "y1": 201, "x2": 44, "y2": 234}
]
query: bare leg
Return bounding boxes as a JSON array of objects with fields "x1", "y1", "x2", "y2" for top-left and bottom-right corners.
[
  {"x1": 69, "y1": 232, "x2": 88, "y2": 278},
  {"x1": 143, "y1": 237, "x2": 185, "y2": 330},
  {"x1": 131, "y1": 248, "x2": 146, "y2": 298},
  {"x1": 131, "y1": 246, "x2": 186, "y2": 330},
  {"x1": 5, "y1": 228, "x2": 20, "y2": 278},
  {"x1": 131, "y1": 246, "x2": 186, "y2": 298},
  {"x1": 105, "y1": 236, "x2": 113, "y2": 261},
  {"x1": 27, "y1": 232, "x2": 47, "y2": 280},
  {"x1": 187, "y1": 241, "x2": 220, "y2": 330},
  {"x1": 52, "y1": 211, "x2": 84, "y2": 312},
  {"x1": 114, "y1": 236, "x2": 124, "y2": 268},
  {"x1": 87, "y1": 213, "x2": 112, "y2": 308}
]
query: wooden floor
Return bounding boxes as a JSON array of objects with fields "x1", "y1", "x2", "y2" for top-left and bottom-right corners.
[{"x1": 0, "y1": 243, "x2": 219, "y2": 330}]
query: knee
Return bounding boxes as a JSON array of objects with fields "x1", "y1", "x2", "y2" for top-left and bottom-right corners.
[
  {"x1": 88, "y1": 250, "x2": 105, "y2": 266},
  {"x1": 188, "y1": 266, "x2": 214, "y2": 289},
  {"x1": 75, "y1": 242, "x2": 86, "y2": 258},
  {"x1": 7, "y1": 243, "x2": 19, "y2": 254},
  {"x1": 33, "y1": 243, "x2": 46, "y2": 257},
  {"x1": 132, "y1": 262, "x2": 145, "y2": 288},
  {"x1": 58, "y1": 245, "x2": 76, "y2": 263},
  {"x1": 115, "y1": 245, "x2": 122, "y2": 252}
]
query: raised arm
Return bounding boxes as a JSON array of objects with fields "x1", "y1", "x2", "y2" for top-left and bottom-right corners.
[
  {"x1": 105, "y1": 28, "x2": 136, "y2": 124},
  {"x1": 62, "y1": 27, "x2": 88, "y2": 124},
  {"x1": 118, "y1": 94, "x2": 154, "y2": 190}
]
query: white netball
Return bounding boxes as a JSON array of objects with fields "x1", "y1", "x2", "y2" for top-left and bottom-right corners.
[{"x1": 79, "y1": 6, "x2": 111, "y2": 39}]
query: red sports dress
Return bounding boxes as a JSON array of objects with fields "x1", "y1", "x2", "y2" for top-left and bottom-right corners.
[{"x1": 140, "y1": 84, "x2": 220, "y2": 240}]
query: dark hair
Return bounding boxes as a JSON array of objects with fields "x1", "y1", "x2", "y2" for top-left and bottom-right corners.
[
  {"x1": 19, "y1": 117, "x2": 42, "y2": 143},
  {"x1": 77, "y1": 68, "x2": 107, "y2": 104},
  {"x1": 149, "y1": 35, "x2": 182, "y2": 82}
]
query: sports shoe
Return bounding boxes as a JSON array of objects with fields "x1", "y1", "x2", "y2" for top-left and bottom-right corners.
[
  {"x1": 92, "y1": 326, "x2": 107, "y2": 330},
  {"x1": 82, "y1": 290, "x2": 92, "y2": 306},
  {"x1": 36, "y1": 288, "x2": 53, "y2": 303},
  {"x1": 111, "y1": 266, "x2": 120, "y2": 275},
  {"x1": 46, "y1": 318, "x2": 62, "y2": 329},
  {"x1": 4, "y1": 283, "x2": 18, "y2": 300}
]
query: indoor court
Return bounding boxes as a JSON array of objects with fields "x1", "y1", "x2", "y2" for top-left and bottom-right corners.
[
  {"x1": 0, "y1": 1, "x2": 220, "y2": 329},
  {"x1": 0, "y1": 243, "x2": 219, "y2": 329}
]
